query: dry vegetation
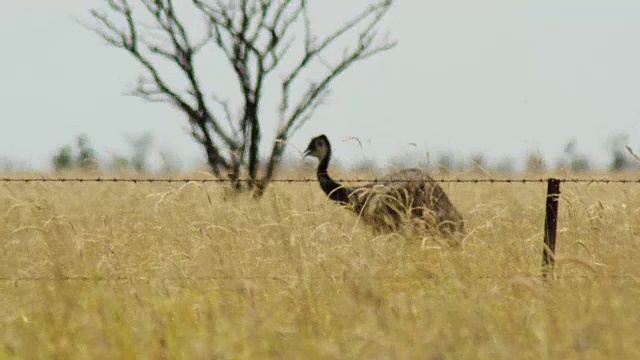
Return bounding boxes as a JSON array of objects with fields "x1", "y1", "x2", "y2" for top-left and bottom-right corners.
[{"x1": 2, "y1": 171, "x2": 640, "y2": 359}]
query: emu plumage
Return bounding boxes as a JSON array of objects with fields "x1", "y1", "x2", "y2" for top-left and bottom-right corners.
[{"x1": 304, "y1": 135, "x2": 464, "y2": 234}]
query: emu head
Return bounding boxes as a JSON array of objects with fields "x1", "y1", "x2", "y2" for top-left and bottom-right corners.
[{"x1": 303, "y1": 134, "x2": 330, "y2": 161}]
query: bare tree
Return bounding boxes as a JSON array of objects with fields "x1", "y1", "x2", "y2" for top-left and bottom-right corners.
[{"x1": 86, "y1": 0, "x2": 395, "y2": 195}]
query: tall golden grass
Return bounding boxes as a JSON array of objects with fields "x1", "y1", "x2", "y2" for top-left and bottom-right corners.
[{"x1": 1, "y1": 172, "x2": 640, "y2": 359}]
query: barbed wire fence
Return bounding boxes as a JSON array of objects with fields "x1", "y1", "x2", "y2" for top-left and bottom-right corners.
[
  {"x1": 1, "y1": 177, "x2": 640, "y2": 183},
  {"x1": 3, "y1": 176, "x2": 640, "y2": 281},
  {"x1": 0, "y1": 274, "x2": 636, "y2": 282}
]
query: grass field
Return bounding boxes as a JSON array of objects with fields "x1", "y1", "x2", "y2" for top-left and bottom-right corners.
[{"x1": 2, "y1": 172, "x2": 640, "y2": 359}]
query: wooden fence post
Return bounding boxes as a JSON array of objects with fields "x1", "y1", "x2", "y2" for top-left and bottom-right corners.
[{"x1": 542, "y1": 178, "x2": 561, "y2": 277}]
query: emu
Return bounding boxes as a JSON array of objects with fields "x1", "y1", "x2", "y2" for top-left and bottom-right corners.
[{"x1": 303, "y1": 134, "x2": 464, "y2": 234}]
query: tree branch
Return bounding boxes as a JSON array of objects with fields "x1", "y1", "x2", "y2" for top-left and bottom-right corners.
[
  {"x1": 278, "y1": 0, "x2": 394, "y2": 127},
  {"x1": 87, "y1": 0, "x2": 395, "y2": 192},
  {"x1": 260, "y1": 0, "x2": 395, "y2": 188},
  {"x1": 87, "y1": 0, "x2": 248, "y2": 176}
]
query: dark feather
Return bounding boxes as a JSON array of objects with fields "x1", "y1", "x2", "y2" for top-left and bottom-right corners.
[{"x1": 305, "y1": 135, "x2": 464, "y2": 234}]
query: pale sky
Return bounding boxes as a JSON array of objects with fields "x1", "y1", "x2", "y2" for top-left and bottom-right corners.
[{"x1": 1, "y1": 1, "x2": 640, "y2": 172}]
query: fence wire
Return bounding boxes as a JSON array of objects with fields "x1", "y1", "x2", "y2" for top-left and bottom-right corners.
[
  {"x1": 1, "y1": 177, "x2": 640, "y2": 184},
  {"x1": 0, "y1": 274, "x2": 637, "y2": 282}
]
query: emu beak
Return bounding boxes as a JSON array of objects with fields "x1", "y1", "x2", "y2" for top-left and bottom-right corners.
[{"x1": 302, "y1": 149, "x2": 311, "y2": 158}]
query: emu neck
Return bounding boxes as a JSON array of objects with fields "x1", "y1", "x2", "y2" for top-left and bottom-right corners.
[{"x1": 317, "y1": 150, "x2": 348, "y2": 204}]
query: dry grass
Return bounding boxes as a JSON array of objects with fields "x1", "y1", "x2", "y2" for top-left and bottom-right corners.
[{"x1": 2, "y1": 172, "x2": 640, "y2": 359}]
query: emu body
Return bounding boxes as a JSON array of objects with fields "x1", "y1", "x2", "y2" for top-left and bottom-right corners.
[{"x1": 304, "y1": 135, "x2": 464, "y2": 234}]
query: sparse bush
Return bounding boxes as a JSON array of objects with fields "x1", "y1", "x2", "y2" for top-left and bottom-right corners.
[
  {"x1": 52, "y1": 145, "x2": 74, "y2": 171},
  {"x1": 107, "y1": 154, "x2": 130, "y2": 172},
  {"x1": 469, "y1": 153, "x2": 487, "y2": 173},
  {"x1": 437, "y1": 153, "x2": 455, "y2": 174},
  {"x1": 125, "y1": 133, "x2": 154, "y2": 172},
  {"x1": 351, "y1": 158, "x2": 378, "y2": 174},
  {"x1": 76, "y1": 134, "x2": 97, "y2": 170},
  {"x1": 386, "y1": 155, "x2": 413, "y2": 172},
  {"x1": 52, "y1": 134, "x2": 98, "y2": 172},
  {"x1": 608, "y1": 134, "x2": 632, "y2": 171},
  {"x1": 557, "y1": 139, "x2": 590, "y2": 172}
]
